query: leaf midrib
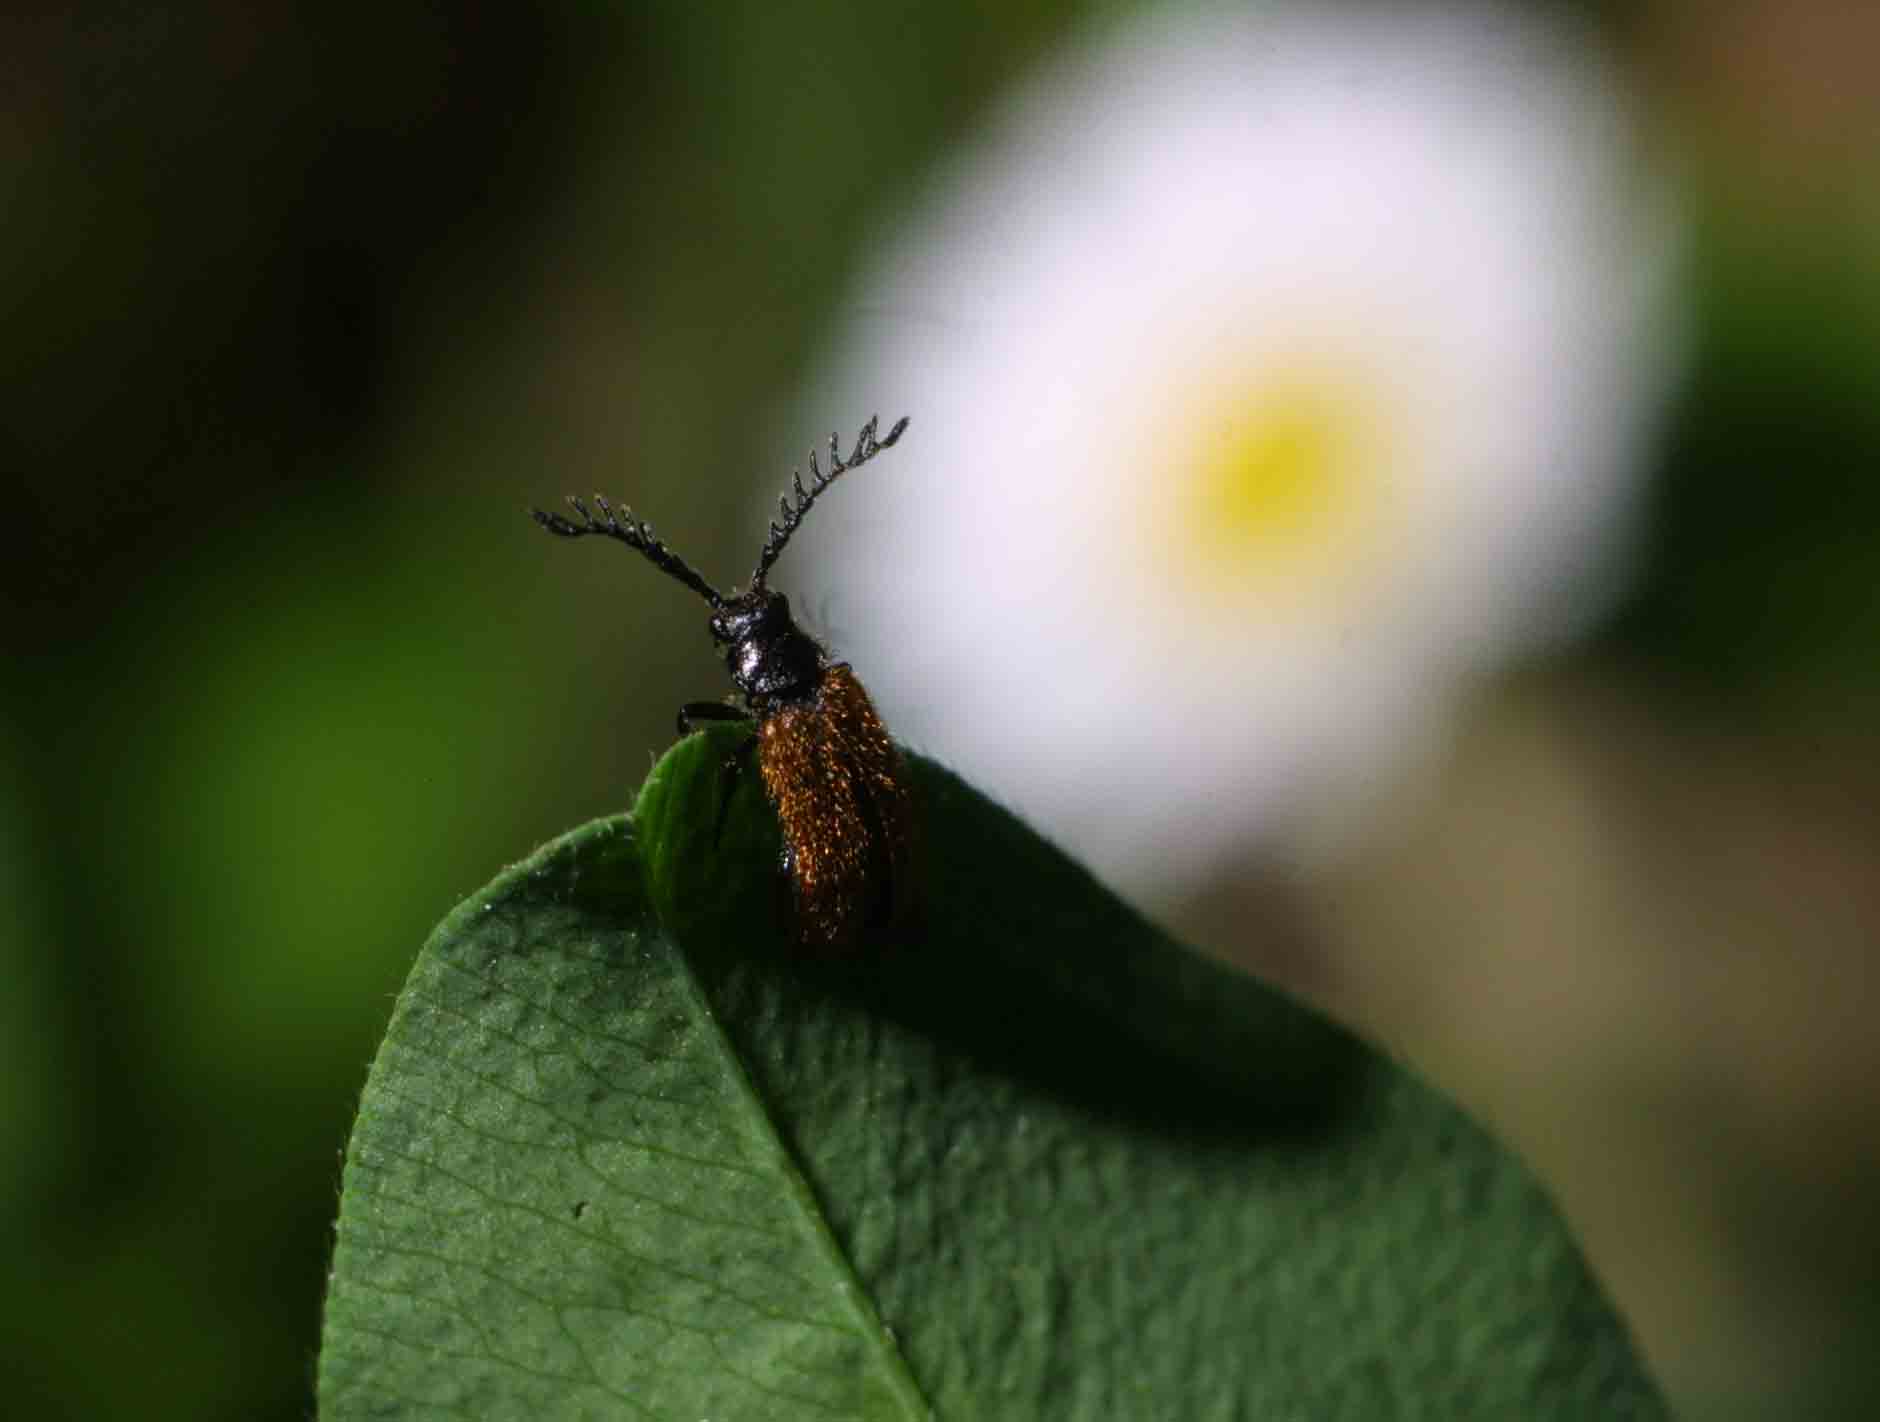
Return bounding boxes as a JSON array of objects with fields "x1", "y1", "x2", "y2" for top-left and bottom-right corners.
[{"x1": 663, "y1": 913, "x2": 936, "y2": 1422}]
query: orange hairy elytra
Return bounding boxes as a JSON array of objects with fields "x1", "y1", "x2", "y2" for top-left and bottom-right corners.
[{"x1": 757, "y1": 663, "x2": 912, "y2": 947}]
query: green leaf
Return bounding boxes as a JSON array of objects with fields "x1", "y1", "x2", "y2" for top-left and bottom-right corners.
[{"x1": 320, "y1": 725, "x2": 1665, "y2": 1419}]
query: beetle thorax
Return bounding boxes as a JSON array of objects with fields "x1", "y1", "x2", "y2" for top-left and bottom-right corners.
[{"x1": 710, "y1": 590, "x2": 823, "y2": 703}]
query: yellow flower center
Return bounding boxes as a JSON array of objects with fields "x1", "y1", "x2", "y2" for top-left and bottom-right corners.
[{"x1": 1170, "y1": 368, "x2": 1387, "y2": 605}]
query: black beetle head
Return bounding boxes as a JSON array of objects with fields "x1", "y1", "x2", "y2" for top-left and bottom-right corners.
[{"x1": 709, "y1": 590, "x2": 787, "y2": 647}]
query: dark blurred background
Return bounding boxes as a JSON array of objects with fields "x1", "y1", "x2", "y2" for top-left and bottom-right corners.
[{"x1": 2, "y1": 2, "x2": 1875, "y2": 1419}]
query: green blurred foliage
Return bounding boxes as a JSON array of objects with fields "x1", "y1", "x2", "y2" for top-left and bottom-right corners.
[
  {"x1": 3, "y1": 1, "x2": 1875, "y2": 1419},
  {"x1": 1614, "y1": 194, "x2": 1880, "y2": 707}
]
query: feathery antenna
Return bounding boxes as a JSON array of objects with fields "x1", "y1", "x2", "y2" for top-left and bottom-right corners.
[
  {"x1": 531, "y1": 494, "x2": 724, "y2": 607},
  {"x1": 753, "y1": 414, "x2": 909, "y2": 587}
]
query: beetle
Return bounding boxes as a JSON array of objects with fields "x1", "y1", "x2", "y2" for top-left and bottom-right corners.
[{"x1": 532, "y1": 415, "x2": 913, "y2": 948}]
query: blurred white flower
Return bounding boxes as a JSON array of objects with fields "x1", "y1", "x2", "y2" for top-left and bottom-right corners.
[{"x1": 792, "y1": 2, "x2": 1681, "y2": 905}]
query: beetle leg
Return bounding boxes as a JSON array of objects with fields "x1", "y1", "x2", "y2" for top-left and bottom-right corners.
[{"x1": 677, "y1": 700, "x2": 747, "y2": 737}]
